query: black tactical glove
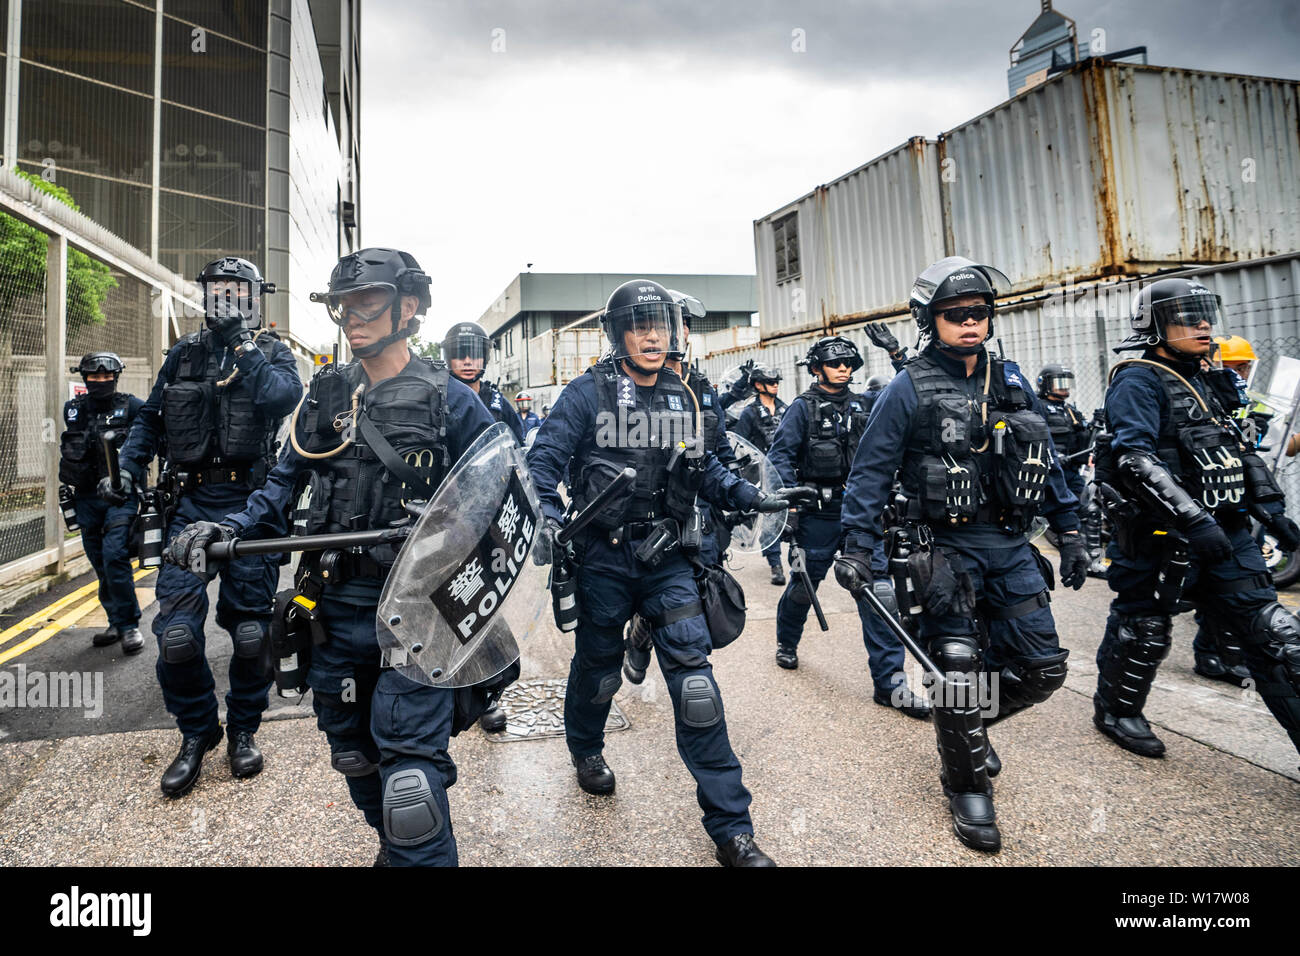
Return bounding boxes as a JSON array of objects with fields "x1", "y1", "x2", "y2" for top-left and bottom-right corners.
[
  {"x1": 167, "y1": 521, "x2": 235, "y2": 581},
  {"x1": 532, "y1": 516, "x2": 564, "y2": 566},
  {"x1": 1057, "y1": 530, "x2": 1088, "y2": 591},
  {"x1": 96, "y1": 470, "x2": 135, "y2": 506},
  {"x1": 834, "y1": 551, "x2": 874, "y2": 596},
  {"x1": 213, "y1": 315, "x2": 253, "y2": 349},
  {"x1": 864, "y1": 322, "x2": 901, "y2": 355},
  {"x1": 775, "y1": 485, "x2": 819, "y2": 508},
  {"x1": 1184, "y1": 512, "x2": 1233, "y2": 563},
  {"x1": 1266, "y1": 514, "x2": 1300, "y2": 553},
  {"x1": 754, "y1": 493, "x2": 791, "y2": 513},
  {"x1": 783, "y1": 510, "x2": 800, "y2": 540}
]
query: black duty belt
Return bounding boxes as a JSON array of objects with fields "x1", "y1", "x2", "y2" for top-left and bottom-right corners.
[
  {"x1": 615, "y1": 520, "x2": 660, "y2": 542},
  {"x1": 344, "y1": 551, "x2": 389, "y2": 581},
  {"x1": 184, "y1": 464, "x2": 252, "y2": 488}
]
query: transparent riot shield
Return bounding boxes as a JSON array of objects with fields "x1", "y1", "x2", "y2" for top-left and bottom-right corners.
[
  {"x1": 376, "y1": 423, "x2": 548, "y2": 688},
  {"x1": 726, "y1": 432, "x2": 787, "y2": 552},
  {"x1": 1251, "y1": 356, "x2": 1300, "y2": 472}
]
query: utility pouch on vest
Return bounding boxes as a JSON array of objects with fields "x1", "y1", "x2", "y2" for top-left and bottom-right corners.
[
  {"x1": 990, "y1": 410, "x2": 1051, "y2": 511},
  {"x1": 1241, "y1": 451, "x2": 1284, "y2": 504},
  {"x1": 918, "y1": 456, "x2": 978, "y2": 524},
  {"x1": 162, "y1": 381, "x2": 215, "y2": 465},
  {"x1": 1178, "y1": 424, "x2": 1246, "y2": 511},
  {"x1": 665, "y1": 440, "x2": 704, "y2": 525},
  {"x1": 907, "y1": 547, "x2": 976, "y2": 618},
  {"x1": 58, "y1": 430, "x2": 93, "y2": 486},
  {"x1": 217, "y1": 385, "x2": 265, "y2": 460},
  {"x1": 633, "y1": 519, "x2": 680, "y2": 569},
  {"x1": 696, "y1": 563, "x2": 747, "y2": 650},
  {"x1": 933, "y1": 398, "x2": 972, "y2": 457},
  {"x1": 578, "y1": 458, "x2": 632, "y2": 530},
  {"x1": 804, "y1": 436, "x2": 844, "y2": 482}
]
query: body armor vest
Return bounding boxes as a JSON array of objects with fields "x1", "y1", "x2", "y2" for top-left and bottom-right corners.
[
  {"x1": 294, "y1": 357, "x2": 450, "y2": 549},
  {"x1": 1043, "y1": 401, "x2": 1087, "y2": 457},
  {"x1": 900, "y1": 352, "x2": 1053, "y2": 532},
  {"x1": 574, "y1": 360, "x2": 698, "y2": 530},
  {"x1": 59, "y1": 393, "x2": 132, "y2": 491},
  {"x1": 796, "y1": 386, "x2": 870, "y2": 491},
  {"x1": 1096, "y1": 360, "x2": 1248, "y2": 516},
  {"x1": 161, "y1": 330, "x2": 282, "y2": 472},
  {"x1": 480, "y1": 379, "x2": 512, "y2": 428},
  {"x1": 749, "y1": 398, "x2": 786, "y2": 452},
  {"x1": 685, "y1": 367, "x2": 721, "y2": 454}
]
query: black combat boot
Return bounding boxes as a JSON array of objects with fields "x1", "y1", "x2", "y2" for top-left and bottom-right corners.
[
  {"x1": 160, "y1": 724, "x2": 224, "y2": 797},
  {"x1": 120, "y1": 626, "x2": 145, "y2": 655},
  {"x1": 873, "y1": 685, "x2": 932, "y2": 720},
  {"x1": 91, "y1": 626, "x2": 120, "y2": 647},
  {"x1": 770, "y1": 567, "x2": 786, "y2": 586},
  {"x1": 228, "y1": 729, "x2": 264, "y2": 778},
  {"x1": 479, "y1": 703, "x2": 507, "y2": 732},
  {"x1": 775, "y1": 645, "x2": 798, "y2": 670},
  {"x1": 1194, "y1": 652, "x2": 1252, "y2": 689},
  {"x1": 1093, "y1": 699, "x2": 1166, "y2": 757},
  {"x1": 572, "y1": 753, "x2": 616, "y2": 795},
  {"x1": 716, "y1": 833, "x2": 776, "y2": 867}
]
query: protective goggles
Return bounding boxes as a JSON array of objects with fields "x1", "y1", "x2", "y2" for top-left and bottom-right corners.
[
  {"x1": 935, "y1": 304, "x2": 993, "y2": 324},
  {"x1": 1153, "y1": 295, "x2": 1222, "y2": 329},
  {"x1": 446, "y1": 334, "x2": 490, "y2": 362},
  {"x1": 819, "y1": 359, "x2": 854, "y2": 370},
  {"x1": 314, "y1": 283, "x2": 398, "y2": 328},
  {"x1": 1042, "y1": 374, "x2": 1074, "y2": 392},
  {"x1": 77, "y1": 357, "x2": 123, "y2": 375}
]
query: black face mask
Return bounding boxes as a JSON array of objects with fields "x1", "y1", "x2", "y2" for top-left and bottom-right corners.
[{"x1": 85, "y1": 380, "x2": 117, "y2": 401}]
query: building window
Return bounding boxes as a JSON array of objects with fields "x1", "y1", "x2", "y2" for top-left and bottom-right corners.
[{"x1": 773, "y1": 212, "x2": 800, "y2": 283}]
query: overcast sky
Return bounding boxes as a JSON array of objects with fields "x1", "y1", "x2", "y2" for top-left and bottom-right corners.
[{"x1": 359, "y1": 0, "x2": 1300, "y2": 340}]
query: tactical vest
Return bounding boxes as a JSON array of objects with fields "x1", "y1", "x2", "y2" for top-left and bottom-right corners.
[
  {"x1": 750, "y1": 398, "x2": 785, "y2": 453},
  {"x1": 572, "y1": 360, "x2": 698, "y2": 530},
  {"x1": 899, "y1": 352, "x2": 1053, "y2": 532},
  {"x1": 480, "y1": 379, "x2": 511, "y2": 427},
  {"x1": 685, "y1": 367, "x2": 721, "y2": 454},
  {"x1": 294, "y1": 357, "x2": 450, "y2": 550},
  {"x1": 1043, "y1": 401, "x2": 1087, "y2": 457},
  {"x1": 796, "y1": 387, "x2": 870, "y2": 490},
  {"x1": 160, "y1": 330, "x2": 282, "y2": 472},
  {"x1": 1095, "y1": 360, "x2": 1247, "y2": 515},
  {"x1": 59, "y1": 393, "x2": 132, "y2": 491}
]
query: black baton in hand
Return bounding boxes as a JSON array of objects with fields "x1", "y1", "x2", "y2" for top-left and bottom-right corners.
[{"x1": 789, "y1": 541, "x2": 829, "y2": 632}]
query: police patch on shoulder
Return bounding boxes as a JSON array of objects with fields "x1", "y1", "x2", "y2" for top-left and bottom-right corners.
[
  {"x1": 490, "y1": 394, "x2": 502, "y2": 410},
  {"x1": 1003, "y1": 365, "x2": 1025, "y2": 389},
  {"x1": 66, "y1": 407, "x2": 78, "y2": 421},
  {"x1": 617, "y1": 375, "x2": 635, "y2": 407},
  {"x1": 702, "y1": 392, "x2": 713, "y2": 407},
  {"x1": 667, "y1": 394, "x2": 683, "y2": 411}
]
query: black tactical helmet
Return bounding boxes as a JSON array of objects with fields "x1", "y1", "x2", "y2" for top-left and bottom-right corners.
[
  {"x1": 1117, "y1": 277, "x2": 1223, "y2": 353},
  {"x1": 804, "y1": 335, "x2": 863, "y2": 372},
  {"x1": 865, "y1": 372, "x2": 889, "y2": 391},
  {"x1": 751, "y1": 363, "x2": 782, "y2": 384},
  {"x1": 442, "y1": 321, "x2": 492, "y2": 382},
  {"x1": 667, "y1": 289, "x2": 706, "y2": 327},
  {"x1": 197, "y1": 256, "x2": 274, "y2": 332},
  {"x1": 908, "y1": 256, "x2": 1011, "y2": 355},
  {"x1": 72, "y1": 351, "x2": 125, "y2": 378},
  {"x1": 311, "y1": 248, "x2": 432, "y2": 359},
  {"x1": 1037, "y1": 363, "x2": 1075, "y2": 398},
  {"x1": 602, "y1": 279, "x2": 684, "y2": 369}
]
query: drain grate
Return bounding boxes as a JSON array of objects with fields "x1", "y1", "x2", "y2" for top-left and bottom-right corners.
[{"x1": 486, "y1": 678, "x2": 630, "y2": 742}]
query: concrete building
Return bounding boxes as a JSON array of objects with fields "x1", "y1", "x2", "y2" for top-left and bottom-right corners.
[
  {"x1": 3, "y1": 0, "x2": 361, "y2": 356},
  {"x1": 476, "y1": 272, "x2": 757, "y2": 393}
]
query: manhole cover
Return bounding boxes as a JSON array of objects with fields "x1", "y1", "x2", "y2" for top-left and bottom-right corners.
[{"x1": 487, "y1": 678, "x2": 630, "y2": 742}]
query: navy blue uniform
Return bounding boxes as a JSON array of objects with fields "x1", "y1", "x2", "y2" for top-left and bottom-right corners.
[
  {"x1": 120, "y1": 332, "x2": 301, "y2": 738},
  {"x1": 733, "y1": 397, "x2": 787, "y2": 573},
  {"x1": 1041, "y1": 399, "x2": 1088, "y2": 503},
  {"x1": 477, "y1": 379, "x2": 525, "y2": 444},
  {"x1": 842, "y1": 351, "x2": 1078, "y2": 668},
  {"x1": 768, "y1": 388, "x2": 908, "y2": 693},
  {"x1": 225, "y1": 354, "x2": 495, "y2": 865},
  {"x1": 61, "y1": 392, "x2": 145, "y2": 632},
  {"x1": 520, "y1": 410, "x2": 541, "y2": 432},
  {"x1": 682, "y1": 368, "x2": 739, "y2": 568},
  {"x1": 527, "y1": 364, "x2": 762, "y2": 845}
]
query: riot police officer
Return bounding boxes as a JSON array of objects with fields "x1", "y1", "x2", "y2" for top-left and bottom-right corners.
[
  {"x1": 731, "y1": 363, "x2": 788, "y2": 584},
  {"x1": 120, "y1": 257, "x2": 302, "y2": 798},
  {"x1": 766, "y1": 335, "x2": 930, "y2": 719},
  {"x1": 442, "y1": 321, "x2": 525, "y2": 444},
  {"x1": 59, "y1": 352, "x2": 145, "y2": 653},
  {"x1": 515, "y1": 392, "x2": 541, "y2": 433},
  {"x1": 527, "y1": 278, "x2": 789, "y2": 866},
  {"x1": 1037, "y1": 365, "x2": 1090, "y2": 504},
  {"x1": 1091, "y1": 278, "x2": 1300, "y2": 760},
  {"x1": 837, "y1": 256, "x2": 1088, "y2": 853},
  {"x1": 169, "y1": 248, "x2": 498, "y2": 866}
]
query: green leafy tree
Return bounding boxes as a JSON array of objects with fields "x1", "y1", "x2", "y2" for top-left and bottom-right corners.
[
  {"x1": 0, "y1": 168, "x2": 118, "y2": 493},
  {"x1": 409, "y1": 332, "x2": 441, "y2": 362}
]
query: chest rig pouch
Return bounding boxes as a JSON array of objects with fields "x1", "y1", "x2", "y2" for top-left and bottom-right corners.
[
  {"x1": 904, "y1": 356, "x2": 981, "y2": 525},
  {"x1": 797, "y1": 389, "x2": 869, "y2": 488},
  {"x1": 575, "y1": 363, "x2": 697, "y2": 532},
  {"x1": 59, "y1": 394, "x2": 131, "y2": 488},
  {"x1": 1113, "y1": 359, "x2": 1247, "y2": 515}
]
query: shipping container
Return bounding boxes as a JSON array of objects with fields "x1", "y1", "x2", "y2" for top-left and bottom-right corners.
[
  {"x1": 754, "y1": 137, "x2": 945, "y2": 340},
  {"x1": 941, "y1": 61, "x2": 1300, "y2": 291},
  {"x1": 694, "y1": 324, "x2": 759, "y2": 358},
  {"x1": 526, "y1": 327, "x2": 605, "y2": 388}
]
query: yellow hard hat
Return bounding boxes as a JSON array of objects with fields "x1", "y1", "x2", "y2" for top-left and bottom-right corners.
[{"x1": 1214, "y1": 335, "x2": 1256, "y2": 363}]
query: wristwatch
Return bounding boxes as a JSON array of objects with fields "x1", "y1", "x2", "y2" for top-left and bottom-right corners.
[{"x1": 236, "y1": 339, "x2": 258, "y2": 356}]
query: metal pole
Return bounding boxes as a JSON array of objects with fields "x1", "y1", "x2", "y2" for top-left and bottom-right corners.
[{"x1": 45, "y1": 234, "x2": 68, "y2": 569}]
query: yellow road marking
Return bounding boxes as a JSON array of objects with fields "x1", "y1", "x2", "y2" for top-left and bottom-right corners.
[{"x1": 0, "y1": 568, "x2": 155, "y2": 659}]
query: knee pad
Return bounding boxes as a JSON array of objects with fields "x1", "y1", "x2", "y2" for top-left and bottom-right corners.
[
  {"x1": 870, "y1": 579, "x2": 899, "y2": 618},
  {"x1": 932, "y1": 638, "x2": 981, "y2": 675},
  {"x1": 1248, "y1": 603, "x2": 1300, "y2": 688},
  {"x1": 160, "y1": 624, "x2": 200, "y2": 664},
  {"x1": 232, "y1": 621, "x2": 264, "y2": 659},
  {"x1": 331, "y1": 750, "x2": 379, "y2": 777},
  {"x1": 1114, "y1": 615, "x2": 1174, "y2": 664},
  {"x1": 678, "y1": 673, "x2": 722, "y2": 728},
  {"x1": 988, "y1": 651, "x2": 1069, "y2": 724},
  {"x1": 382, "y1": 769, "x2": 444, "y2": 848},
  {"x1": 590, "y1": 671, "x2": 623, "y2": 705}
]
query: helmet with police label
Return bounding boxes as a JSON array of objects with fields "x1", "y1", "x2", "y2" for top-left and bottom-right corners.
[
  {"x1": 1037, "y1": 363, "x2": 1075, "y2": 398},
  {"x1": 865, "y1": 373, "x2": 889, "y2": 391},
  {"x1": 908, "y1": 256, "x2": 1011, "y2": 354},
  {"x1": 601, "y1": 279, "x2": 684, "y2": 369},
  {"x1": 311, "y1": 248, "x2": 432, "y2": 359},
  {"x1": 442, "y1": 321, "x2": 492, "y2": 382},
  {"x1": 1119, "y1": 277, "x2": 1224, "y2": 353},
  {"x1": 197, "y1": 256, "x2": 274, "y2": 333},
  {"x1": 804, "y1": 335, "x2": 863, "y2": 373}
]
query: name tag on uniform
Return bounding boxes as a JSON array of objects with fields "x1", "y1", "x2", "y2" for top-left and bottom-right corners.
[
  {"x1": 702, "y1": 392, "x2": 713, "y2": 407},
  {"x1": 667, "y1": 394, "x2": 683, "y2": 411}
]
